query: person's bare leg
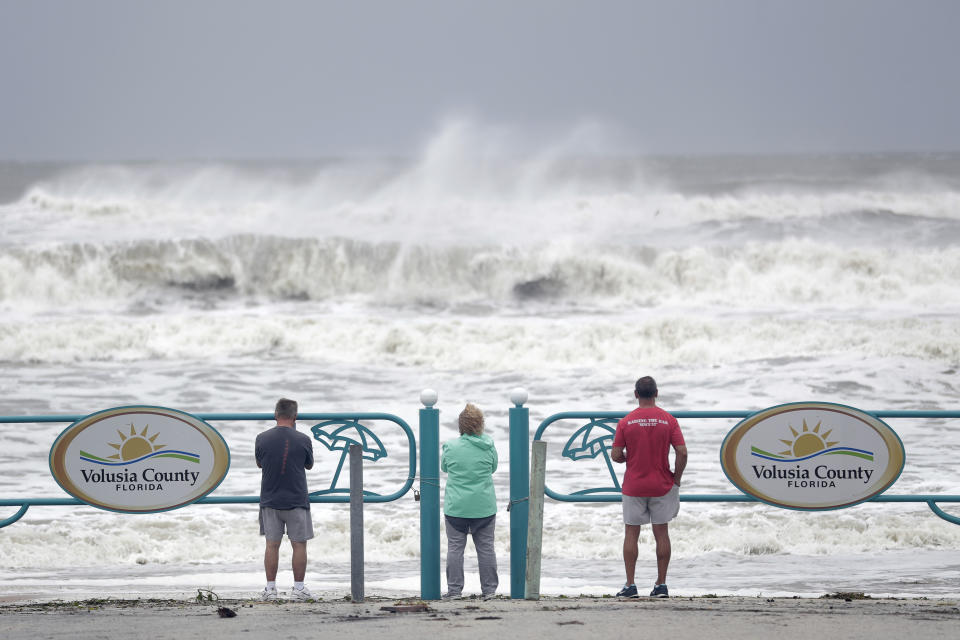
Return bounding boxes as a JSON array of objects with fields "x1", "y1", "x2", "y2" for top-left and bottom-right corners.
[
  {"x1": 651, "y1": 523, "x2": 671, "y2": 584},
  {"x1": 264, "y1": 540, "x2": 281, "y2": 582},
  {"x1": 623, "y1": 524, "x2": 642, "y2": 585},
  {"x1": 291, "y1": 540, "x2": 307, "y2": 582}
]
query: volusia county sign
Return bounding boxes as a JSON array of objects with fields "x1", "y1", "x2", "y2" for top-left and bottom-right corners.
[
  {"x1": 50, "y1": 406, "x2": 230, "y2": 513},
  {"x1": 720, "y1": 402, "x2": 905, "y2": 510}
]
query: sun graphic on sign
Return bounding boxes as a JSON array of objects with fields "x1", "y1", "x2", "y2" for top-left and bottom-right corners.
[
  {"x1": 779, "y1": 419, "x2": 839, "y2": 457},
  {"x1": 108, "y1": 424, "x2": 166, "y2": 461}
]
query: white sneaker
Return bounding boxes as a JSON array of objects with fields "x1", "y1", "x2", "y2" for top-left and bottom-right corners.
[
  {"x1": 258, "y1": 586, "x2": 278, "y2": 600},
  {"x1": 290, "y1": 585, "x2": 314, "y2": 601}
]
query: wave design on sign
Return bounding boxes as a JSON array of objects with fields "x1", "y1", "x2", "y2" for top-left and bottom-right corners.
[
  {"x1": 750, "y1": 445, "x2": 874, "y2": 463},
  {"x1": 78, "y1": 449, "x2": 201, "y2": 466}
]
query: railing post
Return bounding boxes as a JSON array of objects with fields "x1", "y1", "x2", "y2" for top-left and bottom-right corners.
[
  {"x1": 525, "y1": 440, "x2": 547, "y2": 600},
  {"x1": 508, "y1": 387, "x2": 530, "y2": 599},
  {"x1": 419, "y1": 389, "x2": 441, "y2": 600},
  {"x1": 349, "y1": 444, "x2": 364, "y2": 603}
]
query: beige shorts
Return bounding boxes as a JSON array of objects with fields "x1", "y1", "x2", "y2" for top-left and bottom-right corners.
[
  {"x1": 622, "y1": 484, "x2": 680, "y2": 525},
  {"x1": 259, "y1": 506, "x2": 314, "y2": 542}
]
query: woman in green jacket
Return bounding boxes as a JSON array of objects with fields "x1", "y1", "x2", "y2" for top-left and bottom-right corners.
[{"x1": 441, "y1": 403, "x2": 498, "y2": 599}]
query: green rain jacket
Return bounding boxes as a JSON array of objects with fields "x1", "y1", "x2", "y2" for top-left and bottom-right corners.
[{"x1": 441, "y1": 433, "x2": 498, "y2": 518}]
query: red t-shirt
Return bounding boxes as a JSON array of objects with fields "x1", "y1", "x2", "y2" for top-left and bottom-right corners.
[{"x1": 613, "y1": 406, "x2": 685, "y2": 497}]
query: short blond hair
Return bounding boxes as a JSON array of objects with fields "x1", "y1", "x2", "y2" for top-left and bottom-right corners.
[{"x1": 459, "y1": 403, "x2": 484, "y2": 436}]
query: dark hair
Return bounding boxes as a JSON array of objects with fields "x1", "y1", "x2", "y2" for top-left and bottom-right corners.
[
  {"x1": 634, "y1": 376, "x2": 658, "y2": 399},
  {"x1": 275, "y1": 398, "x2": 298, "y2": 420}
]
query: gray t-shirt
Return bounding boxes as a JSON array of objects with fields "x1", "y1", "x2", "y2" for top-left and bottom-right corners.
[{"x1": 255, "y1": 425, "x2": 314, "y2": 510}]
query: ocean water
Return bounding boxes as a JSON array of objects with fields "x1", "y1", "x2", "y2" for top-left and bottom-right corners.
[{"x1": 2, "y1": 132, "x2": 960, "y2": 600}]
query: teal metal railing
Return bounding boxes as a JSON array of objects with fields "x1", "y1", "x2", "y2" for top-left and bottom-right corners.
[
  {"x1": 1, "y1": 403, "x2": 449, "y2": 600},
  {"x1": 419, "y1": 391, "x2": 441, "y2": 600},
  {"x1": 1, "y1": 404, "x2": 450, "y2": 600},
  {"x1": 0, "y1": 412, "x2": 417, "y2": 529},
  {"x1": 530, "y1": 409, "x2": 960, "y2": 522},
  {"x1": 7, "y1": 401, "x2": 960, "y2": 602},
  {"x1": 498, "y1": 406, "x2": 960, "y2": 598}
]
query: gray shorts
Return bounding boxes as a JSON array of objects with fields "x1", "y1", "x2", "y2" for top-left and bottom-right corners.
[
  {"x1": 259, "y1": 506, "x2": 314, "y2": 542},
  {"x1": 622, "y1": 484, "x2": 680, "y2": 525}
]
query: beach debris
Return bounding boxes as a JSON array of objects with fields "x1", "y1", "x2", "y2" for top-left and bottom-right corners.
[
  {"x1": 195, "y1": 588, "x2": 236, "y2": 617},
  {"x1": 380, "y1": 604, "x2": 430, "y2": 613},
  {"x1": 196, "y1": 588, "x2": 220, "y2": 603},
  {"x1": 821, "y1": 592, "x2": 871, "y2": 601},
  {"x1": 556, "y1": 621, "x2": 584, "y2": 625}
]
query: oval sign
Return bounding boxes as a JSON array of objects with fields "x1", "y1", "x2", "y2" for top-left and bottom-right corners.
[
  {"x1": 49, "y1": 406, "x2": 230, "y2": 514},
  {"x1": 720, "y1": 402, "x2": 905, "y2": 510}
]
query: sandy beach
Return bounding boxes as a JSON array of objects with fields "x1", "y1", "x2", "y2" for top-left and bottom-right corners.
[{"x1": 2, "y1": 594, "x2": 959, "y2": 640}]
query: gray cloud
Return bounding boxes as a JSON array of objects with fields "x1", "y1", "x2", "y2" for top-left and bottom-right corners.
[{"x1": 1, "y1": 0, "x2": 958, "y2": 160}]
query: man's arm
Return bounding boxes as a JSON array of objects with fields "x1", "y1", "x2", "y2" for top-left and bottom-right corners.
[
  {"x1": 672, "y1": 445, "x2": 688, "y2": 486},
  {"x1": 304, "y1": 439, "x2": 314, "y2": 470},
  {"x1": 611, "y1": 446, "x2": 626, "y2": 463},
  {"x1": 611, "y1": 421, "x2": 627, "y2": 463}
]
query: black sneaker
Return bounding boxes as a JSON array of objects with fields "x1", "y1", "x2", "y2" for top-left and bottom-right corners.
[
  {"x1": 616, "y1": 584, "x2": 639, "y2": 598},
  {"x1": 650, "y1": 583, "x2": 669, "y2": 598}
]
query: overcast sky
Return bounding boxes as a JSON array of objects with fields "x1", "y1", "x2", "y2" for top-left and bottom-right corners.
[{"x1": 1, "y1": 0, "x2": 959, "y2": 161}]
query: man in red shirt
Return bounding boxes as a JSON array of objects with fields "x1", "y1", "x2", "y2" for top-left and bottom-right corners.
[{"x1": 611, "y1": 376, "x2": 687, "y2": 598}]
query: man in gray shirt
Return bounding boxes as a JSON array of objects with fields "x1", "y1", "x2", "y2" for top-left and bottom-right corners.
[{"x1": 255, "y1": 398, "x2": 314, "y2": 600}]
